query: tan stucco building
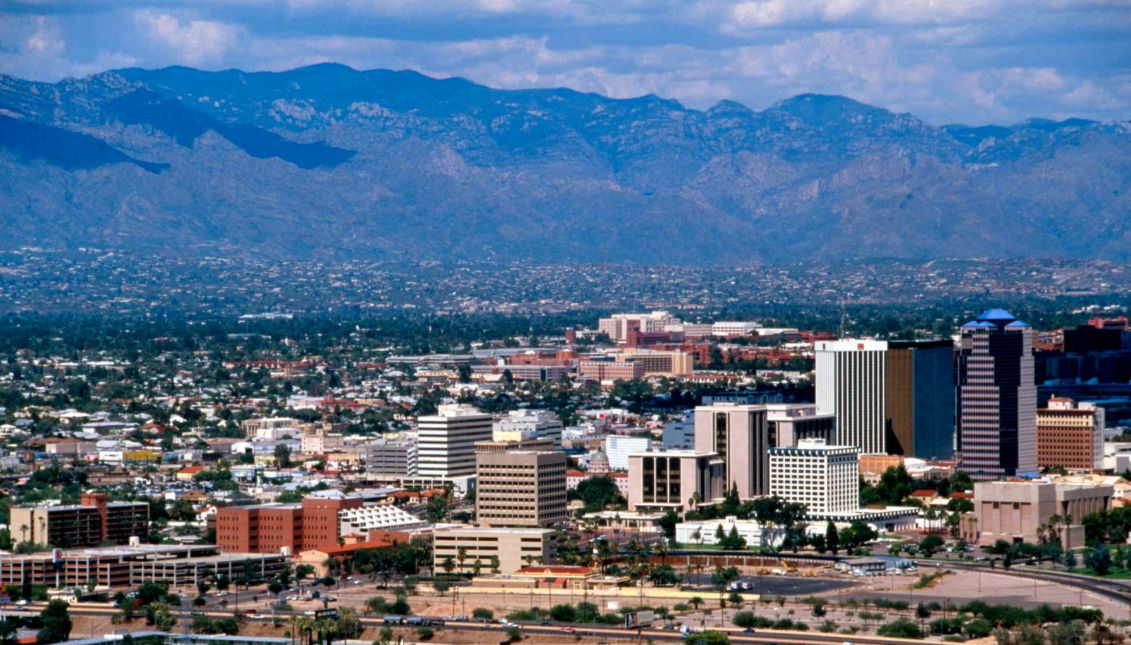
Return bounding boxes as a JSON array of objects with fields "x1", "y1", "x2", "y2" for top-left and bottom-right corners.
[
  {"x1": 432, "y1": 527, "x2": 557, "y2": 575},
  {"x1": 968, "y1": 479, "x2": 1113, "y2": 549}
]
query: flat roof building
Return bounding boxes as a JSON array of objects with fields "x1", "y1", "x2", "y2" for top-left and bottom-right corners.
[
  {"x1": 627, "y1": 449, "x2": 725, "y2": 513},
  {"x1": 10, "y1": 493, "x2": 148, "y2": 549},
  {"x1": 769, "y1": 439, "x2": 859, "y2": 515},
  {"x1": 694, "y1": 403, "x2": 770, "y2": 498},
  {"x1": 1037, "y1": 397, "x2": 1104, "y2": 471},
  {"x1": 475, "y1": 447, "x2": 568, "y2": 528},
  {"x1": 417, "y1": 404, "x2": 494, "y2": 480},
  {"x1": 432, "y1": 527, "x2": 556, "y2": 575},
  {"x1": 968, "y1": 479, "x2": 1113, "y2": 549}
]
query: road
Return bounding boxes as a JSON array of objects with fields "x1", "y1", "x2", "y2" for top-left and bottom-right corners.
[
  {"x1": 49, "y1": 603, "x2": 926, "y2": 645},
  {"x1": 913, "y1": 559, "x2": 1131, "y2": 606}
]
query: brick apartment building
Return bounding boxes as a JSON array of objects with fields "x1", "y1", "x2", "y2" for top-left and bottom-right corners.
[
  {"x1": 216, "y1": 495, "x2": 364, "y2": 553},
  {"x1": 10, "y1": 492, "x2": 149, "y2": 548}
]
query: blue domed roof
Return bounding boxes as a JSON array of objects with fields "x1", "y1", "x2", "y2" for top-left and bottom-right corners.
[
  {"x1": 961, "y1": 320, "x2": 996, "y2": 329},
  {"x1": 1005, "y1": 320, "x2": 1031, "y2": 328},
  {"x1": 976, "y1": 308, "x2": 1017, "y2": 322}
]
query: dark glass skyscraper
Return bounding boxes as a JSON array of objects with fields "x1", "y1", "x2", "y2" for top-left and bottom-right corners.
[
  {"x1": 956, "y1": 309, "x2": 1037, "y2": 480},
  {"x1": 885, "y1": 339, "x2": 955, "y2": 459}
]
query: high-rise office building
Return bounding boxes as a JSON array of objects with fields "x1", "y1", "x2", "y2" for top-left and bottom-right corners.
[
  {"x1": 769, "y1": 439, "x2": 859, "y2": 515},
  {"x1": 1036, "y1": 397, "x2": 1104, "y2": 471},
  {"x1": 885, "y1": 340, "x2": 955, "y2": 459},
  {"x1": 817, "y1": 339, "x2": 955, "y2": 458},
  {"x1": 626, "y1": 449, "x2": 725, "y2": 512},
  {"x1": 605, "y1": 434, "x2": 651, "y2": 471},
  {"x1": 416, "y1": 404, "x2": 494, "y2": 479},
  {"x1": 475, "y1": 445, "x2": 568, "y2": 528},
  {"x1": 765, "y1": 403, "x2": 837, "y2": 448},
  {"x1": 693, "y1": 403, "x2": 770, "y2": 498},
  {"x1": 956, "y1": 309, "x2": 1037, "y2": 479},
  {"x1": 815, "y1": 339, "x2": 888, "y2": 454}
]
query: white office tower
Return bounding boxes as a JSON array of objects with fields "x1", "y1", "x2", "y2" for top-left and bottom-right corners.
[
  {"x1": 416, "y1": 404, "x2": 493, "y2": 478},
  {"x1": 494, "y1": 409, "x2": 564, "y2": 448},
  {"x1": 815, "y1": 339, "x2": 888, "y2": 454},
  {"x1": 769, "y1": 439, "x2": 859, "y2": 514},
  {"x1": 605, "y1": 434, "x2": 651, "y2": 471}
]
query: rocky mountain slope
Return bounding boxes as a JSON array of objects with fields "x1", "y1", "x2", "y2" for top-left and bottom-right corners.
[{"x1": 1, "y1": 63, "x2": 1129, "y2": 264}]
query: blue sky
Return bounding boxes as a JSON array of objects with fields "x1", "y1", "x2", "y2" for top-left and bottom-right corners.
[{"x1": 2, "y1": 0, "x2": 1129, "y2": 125}]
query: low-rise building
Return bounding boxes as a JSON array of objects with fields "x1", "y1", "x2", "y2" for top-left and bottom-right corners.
[
  {"x1": 432, "y1": 527, "x2": 557, "y2": 575},
  {"x1": 968, "y1": 479, "x2": 1114, "y2": 548}
]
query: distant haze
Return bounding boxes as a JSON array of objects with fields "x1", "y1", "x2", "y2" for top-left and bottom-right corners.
[
  {"x1": 0, "y1": 1, "x2": 1129, "y2": 125},
  {"x1": 1, "y1": 64, "x2": 1129, "y2": 265}
]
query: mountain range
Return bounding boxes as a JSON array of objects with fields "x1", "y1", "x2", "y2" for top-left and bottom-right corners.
[{"x1": 1, "y1": 63, "x2": 1130, "y2": 264}]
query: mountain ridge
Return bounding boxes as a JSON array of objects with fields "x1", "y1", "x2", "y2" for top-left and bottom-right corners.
[{"x1": 0, "y1": 64, "x2": 1129, "y2": 265}]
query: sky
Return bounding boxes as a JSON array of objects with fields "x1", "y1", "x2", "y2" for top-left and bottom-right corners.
[{"x1": 1, "y1": 0, "x2": 1129, "y2": 125}]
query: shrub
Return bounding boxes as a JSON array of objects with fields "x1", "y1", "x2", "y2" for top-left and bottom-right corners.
[
  {"x1": 963, "y1": 617, "x2": 993, "y2": 639},
  {"x1": 549, "y1": 605, "x2": 576, "y2": 623},
  {"x1": 877, "y1": 617, "x2": 923, "y2": 639}
]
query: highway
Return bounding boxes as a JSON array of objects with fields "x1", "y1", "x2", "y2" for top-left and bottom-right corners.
[
  {"x1": 44, "y1": 603, "x2": 925, "y2": 645},
  {"x1": 912, "y1": 559, "x2": 1131, "y2": 606}
]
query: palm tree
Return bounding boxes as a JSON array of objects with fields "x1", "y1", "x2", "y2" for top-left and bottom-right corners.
[
  {"x1": 457, "y1": 547, "x2": 468, "y2": 574},
  {"x1": 689, "y1": 596, "x2": 704, "y2": 611}
]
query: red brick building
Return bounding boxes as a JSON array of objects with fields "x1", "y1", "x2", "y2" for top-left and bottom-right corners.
[{"x1": 216, "y1": 495, "x2": 364, "y2": 554}]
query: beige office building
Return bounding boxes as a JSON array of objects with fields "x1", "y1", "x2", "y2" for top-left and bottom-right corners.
[
  {"x1": 968, "y1": 479, "x2": 1113, "y2": 548},
  {"x1": 626, "y1": 450, "x2": 725, "y2": 512},
  {"x1": 1036, "y1": 397, "x2": 1104, "y2": 471},
  {"x1": 769, "y1": 439, "x2": 859, "y2": 515},
  {"x1": 475, "y1": 446, "x2": 568, "y2": 528},
  {"x1": 433, "y1": 527, "x2": 557, "y2": 574},
  {"x1": 693, "y1": 403, "x2": 771, "y2": 498}
]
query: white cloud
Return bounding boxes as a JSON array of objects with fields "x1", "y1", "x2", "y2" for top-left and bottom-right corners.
[{"x1": 135, "y1": 10, "x2": 240, "y2": 65}]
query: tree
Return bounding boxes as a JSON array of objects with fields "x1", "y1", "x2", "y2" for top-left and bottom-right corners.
[
  {"x1": 732, "y1": 612, "x2": 759, "y2": 629},
  {"x1": 38, "y1": 599, "x2": 72, "y2": 644},
  {"x1": 568, "y1": 476, "x2": 626, "y2": 513},
  {"x1": 964, "y1": 618, "x2": 994, "y2": 639},
  {"x1": 425, "y1": 495, "x2": 450, "y2": 523},
  {"x1": 335, "y1": 608, "x2": 361, "y2": 639},
  {"x1": 471, "y1": 608, "x2": 494, "y2": 621},
  {"x1": 549, "y1": 604, "x2": 576, "y2": 622},
  {"x1": 152, "y1": 602, "x2": 177, "y2": 631},
  {"x1": 274, "y1": 444, "x2": 292, "y2": 467},
  {"x1": 648, "y1": 563, "x2": 679, "y2": 586},
  {"x1": 1085, "y1": 543, "x2": 1112, "y2": 575},
  {"x1": 0, "y1": 619, "x2": 18, "y2": 645},
  {"x1": 376, "y1": 626, "x2": 394, "y2": 645},
  {"x1": 720, "y1": 526, "x2": 746, "y2": 550},
  {"x1": 1064, "y1": 549, "x2": 1078, "y2": 568},
  {"x1": 825, "y1": 521, "x2": 839, "y2": 555},
  {"x1": 1046, "y1": 620, "x2": 1086, "y2": 645},
  {"x1": 659, "y1": 510, "x2": 679, "y2": 540},
  {"x1": 919, "y1": 534, "x2": 945, "y2": 557},
  {"x1": 877, "y1": 617, "x2": 923, "y2": 639},
  {"x1": 915, "y1": 602, "x2": 931, "y2": 627}
]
